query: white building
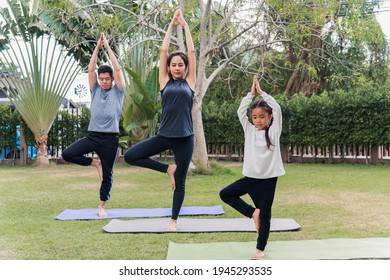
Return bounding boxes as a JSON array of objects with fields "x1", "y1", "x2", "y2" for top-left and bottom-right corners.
[{"x1": 66, "y1": 72, "x2": 91, "y2": 108}]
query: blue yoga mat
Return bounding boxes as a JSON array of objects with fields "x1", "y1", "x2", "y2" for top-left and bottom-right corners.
[{"x1": 55, "y1": 205, "x2": 225, "y2": 220}]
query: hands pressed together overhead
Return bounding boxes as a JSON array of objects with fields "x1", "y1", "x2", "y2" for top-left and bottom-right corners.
[
  {"x1": 250, "y1": 75, "x2": 264, "y2": 96},
  {"x1": 97, "y1": 33, "x2": 110, "y2": 50},
  {"x1": 171, "y1": 9, "x2": 188, "y2": 27}
]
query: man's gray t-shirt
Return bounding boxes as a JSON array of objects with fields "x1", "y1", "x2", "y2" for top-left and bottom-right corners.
[{"x1": 88, "y1": 81, "x2": 124, "y2": 133}]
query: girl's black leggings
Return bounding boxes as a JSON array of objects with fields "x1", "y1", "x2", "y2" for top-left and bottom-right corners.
[
  {"x1": 220, "y1": 176, "x2": 277, "y2": 251},
  {"x1": 124, "y1": 134, "x2": 194, "y2": 220},
  {"x1": 62, "y1": 131, "x2": 119, "y2": 202}
]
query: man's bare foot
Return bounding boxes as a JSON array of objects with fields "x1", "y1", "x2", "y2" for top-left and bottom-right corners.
[
  {"x1": 252, "y1": 249, "x2": 265, "y2": 259},
  {"x1": 167, "y1": 164, "x2": 177, "y2": 190},
  {"x1": 91, "y1": 159, "x2": 103, "y2": 181},
  {"x1": 98, "y1": 201, "x2": 108, "y2": 218},
  {"x1": 167, "y1": 219, "x2": 177, "y2": 232},
  {"x1": 252, "y1": 208, "x2": 260, "y2": 233}
]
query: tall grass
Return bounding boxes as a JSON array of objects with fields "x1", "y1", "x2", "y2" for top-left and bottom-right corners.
[{"x1": 0, "y1": 162, "x2": 389, "y2": 260}]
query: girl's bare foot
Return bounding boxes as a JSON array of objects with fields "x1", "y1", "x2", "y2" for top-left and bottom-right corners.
[
  {"x1": 252, "y1": 249, "x2": 265, "y2": 259},
  {"x1": 167, "y1": 164, "x2": 177, "y2": 190},
  {"x1": 98, "y1": 201, "x2": 108, "y2": 218},
  {"x1": 91, "y1": 159, "x2": 103, "y2": 181},
  {"x1": 167, "y1": 219, "x2": 177, "y2": 232},
  {"x1": 252, "y1": 208, "x2": 260, "y2": 233}
]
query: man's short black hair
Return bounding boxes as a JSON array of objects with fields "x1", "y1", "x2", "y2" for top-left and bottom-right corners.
[{"x1": 98, "y1": 65, "x2": 113, "y2": 77}]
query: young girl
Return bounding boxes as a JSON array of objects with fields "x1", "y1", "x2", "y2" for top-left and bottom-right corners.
[
  {"x1": 124, "y1": 10, "x2": 196, "y2": 232},
  {"x1": 220, "y1": 75, "x2": 285, "y2": 258}
]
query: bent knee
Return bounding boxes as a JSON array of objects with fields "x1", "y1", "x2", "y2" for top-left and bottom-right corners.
[
  {"x1": 219, "y1": 189, "x2": 227, "y2": 201},
  {"x1": 124, "y1": 151, "x2": 136, "y2": 165},
  {"x1": 61, "y1": 150, "x2": 72, "y2": 162}
]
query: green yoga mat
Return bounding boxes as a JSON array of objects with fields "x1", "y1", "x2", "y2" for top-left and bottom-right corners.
[{"x1": 166, "y1": 237, "x2": 390, "y2": 260}]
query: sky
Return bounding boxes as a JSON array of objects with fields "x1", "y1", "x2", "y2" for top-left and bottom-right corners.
[{"x1": 376, "y1": 0, "x2": 390, "y2": 39}]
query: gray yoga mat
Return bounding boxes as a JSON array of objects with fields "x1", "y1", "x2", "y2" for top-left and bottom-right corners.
[
  {"x1": 166, "y1": 237, "x2": 390, "y2": 260},
  {"x1": 102, "y1": 217, "x2": 301, "y2": 233}
]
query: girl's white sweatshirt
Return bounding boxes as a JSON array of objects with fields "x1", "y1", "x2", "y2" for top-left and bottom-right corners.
[{"x1": 237, "y1": 92, "x2": 286, "y2": 179}]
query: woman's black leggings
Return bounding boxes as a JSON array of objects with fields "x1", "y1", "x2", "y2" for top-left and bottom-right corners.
[
  {"x1": 124, "y1": 134, "x2": 194, "y2": 220},
  {"x1": 62, "y1": 131, "x2": 119, "y2": 202},
  {"x1": 220, "y1": 176, "x2": 277, "y2": 251}
]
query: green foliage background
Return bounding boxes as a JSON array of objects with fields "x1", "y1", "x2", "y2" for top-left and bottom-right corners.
[
  {"x1": 3, "y1": 79, "x2": 390, "y2": 158},
  {"x1": 203, "y1": 81, "x2": 390, "y2": 148}
]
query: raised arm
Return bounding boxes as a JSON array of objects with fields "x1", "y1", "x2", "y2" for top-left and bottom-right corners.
[
  {"x1": 159, "y1": 13, "x2": 178, "y2": 89},
  {"x1": 177, "y1": 11, "x2": 196, "y2": 90},
  {"x1": 237, "y1": 92, "x2": 254, "y2": 128},
  {"x1": 88, "y1": 34, "x2": 103, "y2": 90},
  {"x1": 102, "y1": 33, "x2": 124, "y2": 91}
]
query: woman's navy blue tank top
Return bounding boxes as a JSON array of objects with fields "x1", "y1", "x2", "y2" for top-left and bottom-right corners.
[{"x1": 158, "y1": 78, "x2": 194, "y2": 137}]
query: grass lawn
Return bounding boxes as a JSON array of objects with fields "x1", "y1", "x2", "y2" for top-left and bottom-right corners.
[{"x1": 0, "y1": 161, "x2": 389, "y2": 260}]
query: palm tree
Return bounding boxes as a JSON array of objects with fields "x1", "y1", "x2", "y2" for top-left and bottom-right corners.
[
  {"x1": 0, "y1": 0, "x2": 81, "y2": 165},
  {"x1": 121, "y1": 39, "x2": 161, "y2": 147},
  {"x1": 122, "y1": 66, "x2": 160, "y2": 145}
]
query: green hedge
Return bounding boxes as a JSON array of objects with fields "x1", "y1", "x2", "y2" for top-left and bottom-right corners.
[
  {"x1": 0, "y1": 104, "x2": 35, "y2": 159},
  {"x1": 203, "y1": 98, "x2": 244, "y2": 146},
  {"x1": 47, "y1": 108, "x2": 91, "y2": 155},
  {"x1": 0, "y1": 105, "x2": 91, "y2": 158},
  {"x1": 0, "y1": 104, "x2": 20, "y2": 151},
  {"x1": 280, "y1": 84, "x2": 390, "y2": 147},
  {"x1": 203, "y1": 83, "x2": 390, "y2": 147}
]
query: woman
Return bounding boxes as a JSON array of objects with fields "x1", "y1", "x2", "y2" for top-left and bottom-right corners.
[{"x1": 124, "y1": 10, "x2": 196, "y2": 232}]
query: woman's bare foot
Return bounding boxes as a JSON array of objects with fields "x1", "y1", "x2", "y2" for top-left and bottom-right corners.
[
  {"x1": 252, "y1": 249, "x2": 265, "y2": 259},
  {"x1": 167, "y1": 164, "x2": 177, "y2": 190},
  {"x1": 252, "y1": 208, "x2": 260, "y2": 233},
  {"x1": 167, "y1": 219, "x2": 177, "y2": 232},
  {"x1": 98, "y1": 201, "x2": 108, "y2": 218},
  {"x1": 91, "y1": 159, "x2": 103, "y2": 181}
]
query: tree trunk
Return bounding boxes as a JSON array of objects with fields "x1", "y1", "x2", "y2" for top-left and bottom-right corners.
[
  {"x1": 285, "y1": 43, "x2": 309, "y2": 96},
  {"x1": 19, "y1": 125, "x2": 27, "y2": 165},
  {"x1": 190, "y1": 0, "x2": 213, "y2": 168},
  {"x1": 370, "y1": 144, "x2": 379, "y2": 164},
  {"x1": 35, "y1": 135, "x2": 49, "y2": 165},
  {"x1": 192, "y1": 89, "x2": 209, "y2": 167},
  {"x1": 281, "y1": 144, "x2": 289, "y2": 163}
]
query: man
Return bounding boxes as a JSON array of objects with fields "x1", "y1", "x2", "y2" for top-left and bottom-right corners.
[{"x1": 62, "y1": 33, "x2": 124, "y2": 217}]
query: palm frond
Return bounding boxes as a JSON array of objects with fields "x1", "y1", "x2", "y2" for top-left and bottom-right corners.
[{"x1": 0, "y1": 0, "x2": 81, "y2": 139}]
